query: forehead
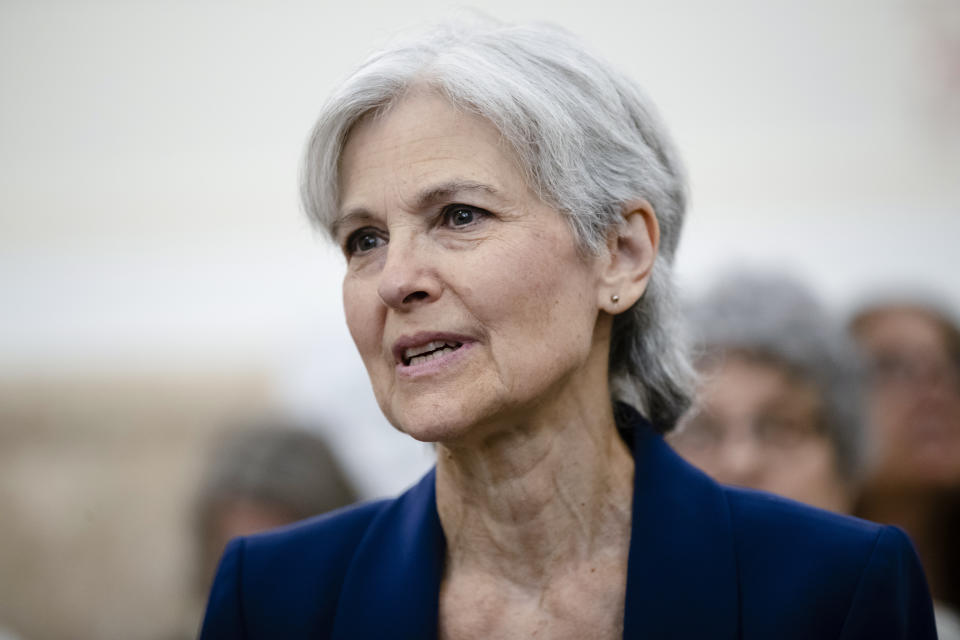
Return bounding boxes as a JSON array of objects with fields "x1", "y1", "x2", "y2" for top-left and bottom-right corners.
[
  {"x1": 338, "y1": 91, "x2": 530, "y2": 214},
  {"x1": 858, "y1": 309, "x2": 950, "y2": 356},
  {"x1": 699, "y1": 353, "x2": 819, "y2": 409}
]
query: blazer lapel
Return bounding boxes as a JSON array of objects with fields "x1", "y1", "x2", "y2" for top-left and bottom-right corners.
[
  {"x1": 620, "y1": 405, "x2": 740, "y2": 639},
  {"x1": 331, "y1": 469, "x2": 445, "y2": 640}
]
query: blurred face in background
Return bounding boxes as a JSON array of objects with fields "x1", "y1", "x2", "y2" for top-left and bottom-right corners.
[
  {"x1": 854, "y1": 308, "x2": 960, "y2": 492},
  {"x1": 670, "y1": 353, "x2": 851, "y2": 513}
]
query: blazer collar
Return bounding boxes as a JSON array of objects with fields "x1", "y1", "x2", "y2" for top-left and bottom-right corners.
[
  {"x1": 330, "y1": 467, "x2": 444, "y2": 639},
  {"x1": 332, "y1": 406, "x2": 739, "y2": 639},
  {"x1": 618, "y1": 404, "x2": 740, "y2": 639}
]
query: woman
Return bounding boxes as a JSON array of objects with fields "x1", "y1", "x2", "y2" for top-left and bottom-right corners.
[
  {"x1": 850, "y1": 300, "x2": 960, "y2": 639},
  {"x1": 669, "y1": 271, "x2": 864, "y2": 513},
  {"x1": 200, "y1": 21, "x2": 935, "y2": 639}
]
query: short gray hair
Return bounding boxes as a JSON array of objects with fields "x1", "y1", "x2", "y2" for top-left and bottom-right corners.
[
  {"x1": 301, "y1": 20, "x2": 694, "y2": 429},
  {"x1": 685, "y1": 271, "x2": 867, "y2": 483},
  {"x1": 197, "y1": 424, "x2": 357, "y2": 517},
  {"x1": 194, "y1": 421, "x2": 358, "y2": 590}
]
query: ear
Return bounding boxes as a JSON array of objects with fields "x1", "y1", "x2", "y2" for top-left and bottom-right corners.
[{"x1": 597, "y1": 199, "x2": 660, "y2": 314}]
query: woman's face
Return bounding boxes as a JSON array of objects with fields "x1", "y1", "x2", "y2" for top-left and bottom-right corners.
[
  {"x1": 336, "y1": 92, "x2": 610, "y2": 444},
  {"x1": 855, "y1": 309, "x2": 960, "y2": 490},
  {"x1": 670, "y1": 354, "x2": 851, "y2": 513}
]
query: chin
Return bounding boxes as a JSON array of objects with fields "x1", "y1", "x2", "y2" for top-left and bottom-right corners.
[
  {"x1": 387, "y1": 408, "x2": 481, "y2": 445},
  {"x1": 378, "y1": 393, "x2": 502, "y2": 445}
]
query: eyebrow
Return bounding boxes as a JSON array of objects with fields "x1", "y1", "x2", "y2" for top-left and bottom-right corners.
[
  {"x1": 415, "y1": 180, "x2": 500, "y2": 208},
  {"x1": 333, "y1": 180, "x2": 502, "y2": 238}
]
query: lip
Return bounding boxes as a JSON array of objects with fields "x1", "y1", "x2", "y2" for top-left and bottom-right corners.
[{"x1": 391, "y1": 331, "x2": 476, "y2": 377}]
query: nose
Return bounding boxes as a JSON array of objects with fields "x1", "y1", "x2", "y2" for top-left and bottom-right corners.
[
  {"x1": 377, "y1": 234, "x2": 442, "y2": 309},
  {"x1": 717, "y1": 436, "x2": 765, "y2": 488}
]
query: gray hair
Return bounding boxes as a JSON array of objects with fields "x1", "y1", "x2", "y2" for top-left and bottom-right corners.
[
  {"x1": 193, "y1": 421, "x2": 358, "y2": 591},
  {"x1": 196, "y1": 423, "x2": 357, "y2": 520},
  {"x1": 685, "y1": 271, "x2": 867, "y2": 483},
  {"x1": 300, "y1": 20, "x2": 694, "y2": 429}
]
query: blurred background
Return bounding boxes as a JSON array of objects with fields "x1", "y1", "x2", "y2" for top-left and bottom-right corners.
[{"x1": 1, "y1": 0, "x2": 958, "y2": 638}]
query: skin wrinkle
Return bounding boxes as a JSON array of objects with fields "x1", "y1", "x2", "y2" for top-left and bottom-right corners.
[
  {"x1": 433, "y1": 307, "x2": 631, "y2": 589},
  {"x1": 438, "y1": 364, "x2": 628, "y2": 560},
  {"x1": 438, "y1": 397, "x2": 633, "y2": 588}
]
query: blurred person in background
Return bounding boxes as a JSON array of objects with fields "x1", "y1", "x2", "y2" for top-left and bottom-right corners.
[
  {"x1": 669, "y1": 272, "x2": 865, "y2": 514},
  {"x1": 185, "y1": 422, "x2": 357, "y2": 637},
  {"x1": 850, "y1": 300, "x2": 960, "y2": 639},
  {"x1": 199, "y1": 20, "x2": 936, "y2": 639}
]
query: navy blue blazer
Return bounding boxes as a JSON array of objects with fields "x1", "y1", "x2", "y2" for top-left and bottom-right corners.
[{"x1": 200, "y1": 406, "x2": 937, "y2": 639}]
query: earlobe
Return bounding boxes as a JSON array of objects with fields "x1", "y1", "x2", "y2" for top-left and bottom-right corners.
[{"x1": 599, "y1": 200, "x2": 660, "y2": 314}]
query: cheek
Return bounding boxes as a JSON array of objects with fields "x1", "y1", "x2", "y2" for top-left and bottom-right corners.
[
  {"x1": 467, "y1": 239, "x2": 597, "y2": 367},
  {"x1": 781, "y1": 444, "x2": 839, "y2": 486},
  {"x1": 485, "y1": 235, "x2": 582, "y2": 306},
  {"x1": 869, "y1": 396, "x2": 910, "y2": 445},
  {"x1": 342, "y1": 276, "x2": 381, "y2": 355}
]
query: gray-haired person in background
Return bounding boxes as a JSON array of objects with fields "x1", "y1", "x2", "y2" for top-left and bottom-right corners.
[
  {"x1": 194, "y1": 423, "x2": 357, "y2": 598},
  {"x1": 669, "y1": 271, "x2": 865, "y2": 513},
  {"x1": 170, "y1": 423, "x2": 357, "y2": 639},
  {"x1": 171, "y1": 422, "x2": 358, "y2": 639}
]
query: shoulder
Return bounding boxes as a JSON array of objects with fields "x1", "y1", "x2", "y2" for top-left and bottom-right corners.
[
  {"x1": 242, "y1": 496, "x2": 389, "y2": 577},
  {"x1": 723, "y1": 486, "x2": 937, "y2": 639},
  {"x1": 198, "y1": 496, "x2": 394, "y2": 640},
  {"x1": 625, "y1": 411, "x2": 936, "y2": 638},
  {"x1": 725, "y1": 485, "x2": 884, "y2": 564}
]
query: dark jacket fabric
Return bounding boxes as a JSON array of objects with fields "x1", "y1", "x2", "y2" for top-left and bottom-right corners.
[{"x1": 200, "y1": 405, "x2": 937, "y2": 639}]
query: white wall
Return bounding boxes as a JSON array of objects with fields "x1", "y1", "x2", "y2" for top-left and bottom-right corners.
[{"x1": 2, "y1": 0, "x2": 958, "y2": 495}]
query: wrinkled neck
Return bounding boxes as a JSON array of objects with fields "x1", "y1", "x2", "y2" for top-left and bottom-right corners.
[{"x1": 435, "y1": 398, "x2": 634, "y2": 589}]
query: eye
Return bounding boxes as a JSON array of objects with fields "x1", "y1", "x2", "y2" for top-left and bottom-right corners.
[
  {"x1": 345, "y1": 227, "x2": 387, "y2": 256},
  {"x1": 754, "y1": 415, "x2": 791, "y2": 443},
  {"x1": 754, "y1": 414, "x2": 815, "y2": 449},
  {"x1": 441, "y1": 204, "x2": 488, "y2": 228}
]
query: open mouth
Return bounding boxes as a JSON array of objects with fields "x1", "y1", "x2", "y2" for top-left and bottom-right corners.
[{"x1": 402, "y1": 340, "x2": 463, "y2": 367}]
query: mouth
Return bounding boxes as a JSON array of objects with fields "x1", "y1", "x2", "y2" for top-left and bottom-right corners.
[
  {"x1": 391, "y1": 332, "x2": 472, "y2": 370},
  {"x1": 401, "y1": 339, "x2": 464, "y2": 367}
]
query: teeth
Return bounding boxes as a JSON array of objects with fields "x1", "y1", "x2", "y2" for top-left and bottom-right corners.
[
  {"x1": 404, "y1": 340, "x2": 448, "y2": 360},
  {"x1": 407, "y1": 346, "x2": 457, "y2": 366},
  {"x1": 402, "y1": 340, "x2": 462, "y2": 366}
]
